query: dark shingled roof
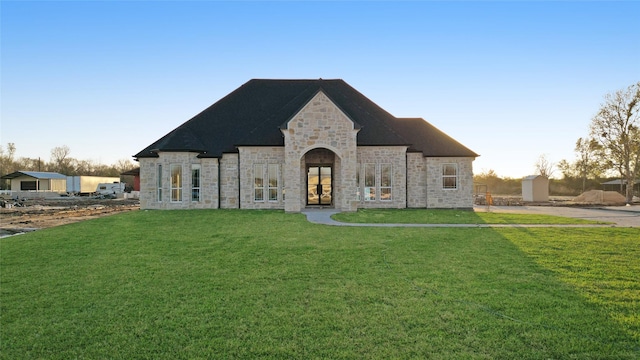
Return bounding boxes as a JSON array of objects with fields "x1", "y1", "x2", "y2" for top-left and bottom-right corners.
[
  {"x1": 134, "y1": 79, "x2": 478, "y2": 159},
  {"x1": 393, "y1": 118, "x2": 479, "y2": 157}
]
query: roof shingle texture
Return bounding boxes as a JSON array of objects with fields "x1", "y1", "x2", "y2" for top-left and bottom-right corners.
[{"x1": 134, "y1": 79, "x2": 478, "y2": 158}]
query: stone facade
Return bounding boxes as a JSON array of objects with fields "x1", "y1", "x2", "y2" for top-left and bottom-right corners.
[
  {"x1": 138, "y1": 91, "x2": 475, "y2": 211},
  {"x1": 219, "y1": 153, "x2": 239, "y2": 209},
  {"x1": 238, "y1": 147, "x2": 285, "y2": 209},
  {"x1": 425, "y1": 157, "x2": 474, "y2": 209},
  {"x1": 356, "y1": 147, "x2": 407, "y2": 209},
  {"x1": 282, "y1": 91, "x2": 359, "y2": 212},
  {"x1": 139, "y1": 152, "x2": 218, "y2": 210},
  {"x1": 406, "y1": 152, "x2": 427, "y2": 208}
]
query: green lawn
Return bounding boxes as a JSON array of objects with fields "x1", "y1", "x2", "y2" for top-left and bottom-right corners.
[
  {"x1": 1, "y1": 210, "x2": 638, "y2": 359},
  {"x1": 332, "y1": 208, "x2": 606, "y2": 224}
]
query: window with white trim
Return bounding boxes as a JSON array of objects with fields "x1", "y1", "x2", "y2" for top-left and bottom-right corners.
[
  {"x1": 380, "y1": 164, "x2": 392, "y2": 201},
  {"x1": 268, "y1": 164, "x2": 278, "y2": 202},
  {"x1": 191, "y1": 164, "x2": 201, "y2": 202},
  {"x1": 157, "y1": 164, "x2": 163, "y2": 202},
  {"x1": 364, "y1": 163, "x2": 376, "y2": 201},
  {"x1": 442, "y1": 163, "x2": 458, "y2": 189},
  {"x1": 171, "y1": 164, "x2": 182, "y2": 201},
  {"x1": 254, "y1": 164, "x2": 264, "y2": 202}
]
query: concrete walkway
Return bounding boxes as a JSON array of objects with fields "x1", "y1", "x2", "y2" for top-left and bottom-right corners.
[{"x1": 302, "y1": 205, "x2": 640, "y2": 228}]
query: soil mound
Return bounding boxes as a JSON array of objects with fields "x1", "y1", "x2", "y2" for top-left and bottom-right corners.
[{"x1": 572, "y1": 190, "x2": 626, "y2": 205}]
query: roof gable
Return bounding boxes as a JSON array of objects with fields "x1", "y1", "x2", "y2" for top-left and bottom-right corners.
[
  {"x1": 134, "y1": 79, "x2": 478, "y2": 158},
  {"x1": 279, "y1": 88, "x2": 361, "y2": 131}
]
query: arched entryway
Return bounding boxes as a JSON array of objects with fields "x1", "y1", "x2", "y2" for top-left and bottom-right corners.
[{"x1": 304, "y1": 148, "x2": 336, "y2": 207}]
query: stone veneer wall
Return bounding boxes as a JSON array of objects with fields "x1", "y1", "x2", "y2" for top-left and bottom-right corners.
[
  {"x1": 406, "y1": 152, "x2": 427, "y2": 208},
  {"x1": 282, "y1": 91, "x2": 359, "y2": 212},
  {"x1": 425, "y1": 157, "x2": 474, "y2": 208},
  {"x1": 138, "y1": 152, "x2": 219, "y2": 210},
  {"x1": 138, "y1": 153, "x2": 475, "y2": 211},
  {"x1": 238, "y1": 147, "x2": 285, "y2": 209},
  {"x1": 356, "y1": 147, "x2": 408, "y2": 209},
  {"x1": 219, "y1": 153, "x2": 239, "y2": 209},
  {"x1": 138, "y1": 157, "x2": 155, "y2": 209}
]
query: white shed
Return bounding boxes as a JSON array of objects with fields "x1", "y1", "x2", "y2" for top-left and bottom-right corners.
[{"x1": 522, "y1": 175, "x2": 549, "y2": 202}]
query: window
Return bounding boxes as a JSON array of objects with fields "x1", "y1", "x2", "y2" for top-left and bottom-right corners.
[
  {"x1": 380, "y1": 164, "x2": 392, "y2": 201},
  {"x1": 364, "y1": 163, "x2": 376, "y2": 201},
  {"x1": 157, "y1": 164, "x2": 163, "y2": 202},
  {"x1": 254, "y1": 163, "x2": 281, "y2": 202},
  {"x1": 442, "y1": 163, "x2": 458, "y2": 189},
  {"x1": 171, "y1": 164, "x2": 182, "y2": 201},
  {"x1": 282, "y1": 169, "x2": 287, "y2": 201},
  {"x1": 21, "y1": 181, "x2": 37, "y2": 191},
  {"x1": 191, "y1": 164, "x2": 201, "y2": 202},
  {"x1": 254, "y1": 164, "x2": 264, "y2": 201},
  {"x1": 356, "y1": 163, "x2": 361, "y2": 201},
  {"x1": 268, "y1": 164, "x2": 278, "y2": 202}
]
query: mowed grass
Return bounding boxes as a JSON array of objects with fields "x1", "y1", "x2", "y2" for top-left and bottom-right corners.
[
  {"x1": 1, "y1": 210, "x2": 638, "y2": 359},
  {"x1": 332, "y1": 208, "x2": 607, "y2": 224}
]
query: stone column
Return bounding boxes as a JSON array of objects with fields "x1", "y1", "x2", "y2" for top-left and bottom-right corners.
[{"x1": 283, "y1": 149, "x2": 301, "y2": 213}]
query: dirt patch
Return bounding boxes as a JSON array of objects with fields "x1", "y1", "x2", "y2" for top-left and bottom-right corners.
[
  {"x1": 0, "y1": 198, "x2": 139, "y2": 235},
  {"x1": 573, "y1": 190, "x2": 627, "y2": 205}
]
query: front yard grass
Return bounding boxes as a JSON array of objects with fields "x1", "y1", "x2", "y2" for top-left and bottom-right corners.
[
  {"x1": 332, "y1": 208, "x2": 606, "y2": 224},
  {"x1": 1, "y1": 210, "x2": 638, "y2": 359}
]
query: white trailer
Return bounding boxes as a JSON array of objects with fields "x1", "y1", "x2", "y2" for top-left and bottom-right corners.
[
  {"x1": 96, "y1": 182, "x2": 126, "y2": 197},
  {"x1": 66, "y1": 176, "x2": 120, "y2": 195}
]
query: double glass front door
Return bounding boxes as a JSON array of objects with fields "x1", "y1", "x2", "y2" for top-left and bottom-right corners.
[{"x1": 307, "y1": 166, "x2": 332, "y2": 205}]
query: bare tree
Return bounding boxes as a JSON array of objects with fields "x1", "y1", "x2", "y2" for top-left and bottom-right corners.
[
  {"x1": 534, "y1": 154, "x2": 555, "y2": 178},
  {"x1": 0, "y1": 143, "x2": 17, "y2": 175},
  {"x1": 5, "y1": 143, "x2": 16, "y2": 160},
  {"x1": 590, "y1": 81, "x2": 640, "y2": 203},
  {"x1": 16, "y1": 157, "x2": 44, "y2": 172},
  {"x1": 115, "y1": 158, "x2": 136, "y2": 174},
  {"x1": 75, "y1": 159, "x2": 98, "y2": 175},
  {"x1": 50, "y1": 145, "x2": 74, "y2": 175}
]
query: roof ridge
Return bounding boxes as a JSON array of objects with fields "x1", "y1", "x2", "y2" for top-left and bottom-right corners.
[{"x1": 249, "y1": 78, "x2": 343, "y2": 82}]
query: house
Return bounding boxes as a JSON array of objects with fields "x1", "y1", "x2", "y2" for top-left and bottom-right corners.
[
  {"x1": 134, "y1": 79, "x2": 479, "y2": 212},
  {"x1": 120, "y1": 167, "x2": 141, "y2": 192},
  {"x1": 602, "y1": 179, "x2": 640, "y2": 197},
  {"x1": 0, "y1": 171, "x2": 67, "y2": 198}
]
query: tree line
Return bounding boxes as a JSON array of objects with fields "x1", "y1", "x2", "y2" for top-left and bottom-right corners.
[
  {"x1": 0, "y1": 143, "x2": 137, "y2": 184},
  {"x1": 473, "y1": 169, "x2": 605, "y2": 197},
  {"x1": 476, "y1": 81, "x2": 639, "y2": 202}
]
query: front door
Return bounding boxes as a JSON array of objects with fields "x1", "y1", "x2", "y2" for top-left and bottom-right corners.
[{"x1": 307, "y1": 166, "x2": 332, "y2": 206}]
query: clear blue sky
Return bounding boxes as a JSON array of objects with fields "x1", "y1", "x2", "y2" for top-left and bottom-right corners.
[{"x1": 2, "y1": 1, "x2": 639, "y2": 178}]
